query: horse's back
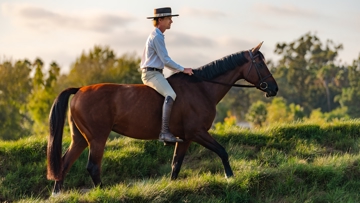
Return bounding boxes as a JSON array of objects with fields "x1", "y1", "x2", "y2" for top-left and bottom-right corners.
[{"x1": 72, "y1": 83, "x2": 162, "y2": 108}]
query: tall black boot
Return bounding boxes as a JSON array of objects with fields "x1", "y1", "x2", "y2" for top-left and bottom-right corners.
[{"x1": 159, "y1": 96, "x2": 183, "y2": 143}]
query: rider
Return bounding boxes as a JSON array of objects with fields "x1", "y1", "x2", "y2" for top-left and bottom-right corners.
[{"x1": 140, "y1": 7, "x2": 194, "y2": 143}]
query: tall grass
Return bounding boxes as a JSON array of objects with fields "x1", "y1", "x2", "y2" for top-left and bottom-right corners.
[{"x1": 1, "y1": 120, "x2": 359, "y2": 202}]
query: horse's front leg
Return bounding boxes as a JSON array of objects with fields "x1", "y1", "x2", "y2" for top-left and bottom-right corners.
[
  {"x1": 171, "y1": 141, "x2": 191, "y2": 180},
  {"x1": 193, "y1": 131, "x2": 234, "y2": 178}
]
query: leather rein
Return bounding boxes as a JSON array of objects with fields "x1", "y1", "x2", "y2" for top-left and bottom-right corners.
[{"x1": 194, "y1": 50, "x2": 272, "y2": 90}]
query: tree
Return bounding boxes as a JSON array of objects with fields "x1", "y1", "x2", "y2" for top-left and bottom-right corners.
[
  {"x1": 61, "y1": 46, "x2": 141, "y2": 88},
  {"x1": 316, "y1": 64, "x2": 341, "y2": 111},
  {"x1": 217, "y1": 84, "x2": 266, "y2": 123},
  {"x1": 33, "y1": 58, "x2": 44, "y2": 87},
  {"x1": 266, "y1": 97, "x2": 289, "y2": 123},
  {"x1": 245, "y1": 100, "x2": 267, "y2": 127},
  {"x1": 273, "y1": 32, "x2": 343, "y2": 114},
  {"x1": 266, "y1": 97, "x2": 304, "y2": 124},
  {"x1": 27, "y1": 60, "x2": 61, "y2": 135},
  {"x1": 308, "y1": 107, "x2": 349, "y2": 122},
  {"x1": 335, "y1": 54, "x2": 360, "y2": 118},
  {"x1": 0, "y1": 60, "x2": 32, "y2": 140}
]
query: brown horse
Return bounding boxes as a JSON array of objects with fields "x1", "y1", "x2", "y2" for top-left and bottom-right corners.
[{"x1": 47, "y1": 42, "x2": 278, "y2": 195}]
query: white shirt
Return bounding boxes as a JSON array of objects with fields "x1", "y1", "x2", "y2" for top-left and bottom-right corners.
[{"x1": 140, "y1": 28, "x2": 184, "y2": 72}]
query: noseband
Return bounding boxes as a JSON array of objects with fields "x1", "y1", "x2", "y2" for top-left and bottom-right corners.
[{"x1": 246, "y1": 50, "x2": 273, "y2": 90}]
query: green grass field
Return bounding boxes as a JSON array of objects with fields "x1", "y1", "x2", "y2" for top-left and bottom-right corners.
[{"x1": 0, "y1": 120, "x2": 359, "y2": 202}]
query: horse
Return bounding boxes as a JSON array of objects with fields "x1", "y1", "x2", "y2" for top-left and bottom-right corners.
[{"x1": 47, "y1": 42, "x2": 278, "y2": 195}]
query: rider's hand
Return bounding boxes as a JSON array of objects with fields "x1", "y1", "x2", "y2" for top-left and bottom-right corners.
[{"x1": 183, "y1": 68, "x2": 193, "y2": 76}]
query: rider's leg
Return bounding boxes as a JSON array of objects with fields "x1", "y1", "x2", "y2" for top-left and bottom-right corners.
[{"x1": 141, "y1": 70, "x2": 183, "y2": 143}]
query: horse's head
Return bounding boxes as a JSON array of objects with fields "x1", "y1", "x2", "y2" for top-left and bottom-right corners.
[{"x1": 244, "y1": 42, "x2": 278, "y2": 97}]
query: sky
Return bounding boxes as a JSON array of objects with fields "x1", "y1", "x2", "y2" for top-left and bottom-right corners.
[{"x1": 1, "y1": 0, "x2": 359, "y2": 75}]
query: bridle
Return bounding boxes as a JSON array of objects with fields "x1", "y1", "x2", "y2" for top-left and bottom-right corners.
[
  {"x1": 246, "y1": 50, "x2": 273, "y2": 90},
  {"x1": 194, "y1": 50, "x2": 272, "y2": 90}
]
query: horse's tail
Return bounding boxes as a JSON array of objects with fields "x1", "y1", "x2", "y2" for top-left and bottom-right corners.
[{"x1": 47, "y1": 87, "x2": 80, "y2": 180}]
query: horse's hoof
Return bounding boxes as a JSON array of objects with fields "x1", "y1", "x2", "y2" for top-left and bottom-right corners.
[
  {"x1": 51, "y1": 191, "x2": 61, "y2": 197},
  {"x1": 226, "y1": 176, "x2": 235, "y2": 183}
]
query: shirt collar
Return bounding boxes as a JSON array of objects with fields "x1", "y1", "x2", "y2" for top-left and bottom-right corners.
[{"x1": 155, "y1": 27, "x2": 164, "y2": 36}]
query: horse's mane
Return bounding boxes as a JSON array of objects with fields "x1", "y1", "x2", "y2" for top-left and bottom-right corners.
[{"x1": 192, "y1": 51, "x2": 248, "y2": 80}]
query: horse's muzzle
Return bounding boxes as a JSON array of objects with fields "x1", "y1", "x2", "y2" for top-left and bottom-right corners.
[{"x1": 265, "y1": 86, "x2": 278, "y2": 97}]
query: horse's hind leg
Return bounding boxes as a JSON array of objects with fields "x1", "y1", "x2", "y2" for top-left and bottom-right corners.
[
  {"x1": 86, "y1": 139, "x2": 107, "y2": 188},
  {"x1": 52, "y1": 117, "x2": 89, "y2": 195},
  {"x1": 171, "y1": 141, "x2": 191, "y2": 180},
  {"x1": 193, "y1": 132, "x2": 234, "y2": 178}
]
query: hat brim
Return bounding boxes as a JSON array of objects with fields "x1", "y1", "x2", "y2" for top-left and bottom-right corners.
[{"x1": 147, "y1": 14, "x2": 179, "y2": 19}]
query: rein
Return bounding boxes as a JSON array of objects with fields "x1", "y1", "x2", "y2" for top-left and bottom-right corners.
[
  {"x1": 193, "y1": 50, "x2": 272, "y2": 89},
  {"x1": 193, "y1": 75, "x2": 256, "y2": 88}
]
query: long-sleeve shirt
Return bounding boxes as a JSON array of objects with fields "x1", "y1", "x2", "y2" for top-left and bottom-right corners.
[{"x1": 140, "y1": 28, "x2": 184, "y2": 72}]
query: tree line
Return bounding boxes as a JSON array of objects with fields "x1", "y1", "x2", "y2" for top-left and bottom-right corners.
[
  {"x1": 0, "y1": 46, "x2": 141, "y2": 140},
  {"x1": 219, "y1": 33, "x2": 360, "y2": 127},
  {"x1": 0, "y1": 33, "x2": 359, "y2": 140}
]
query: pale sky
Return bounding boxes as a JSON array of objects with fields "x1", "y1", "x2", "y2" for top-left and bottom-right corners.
[{"x1": 1, "y1": 0, "x2": 359, "y2": 74}]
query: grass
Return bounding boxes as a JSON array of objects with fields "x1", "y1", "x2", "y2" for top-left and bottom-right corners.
[{"x1": 0, "y1": 120, "x2": 359, "y2": 202}]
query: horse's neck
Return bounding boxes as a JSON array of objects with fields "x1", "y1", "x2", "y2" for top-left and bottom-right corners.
[{"x1": 207, "y1": 64, "x2": 247, "y2": 104}]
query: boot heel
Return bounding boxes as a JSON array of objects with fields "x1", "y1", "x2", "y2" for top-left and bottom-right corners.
[{"x1": 163, "y1": 142, "x2": 175, "y2": 146}]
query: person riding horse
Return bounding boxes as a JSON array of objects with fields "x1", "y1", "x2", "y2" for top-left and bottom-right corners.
[
  {"x1": 47, "y1": 8, "x2": 278, "y2": 194},
  {"x1": 140, "y1": 7, "x2": 194, "y2": 143}
]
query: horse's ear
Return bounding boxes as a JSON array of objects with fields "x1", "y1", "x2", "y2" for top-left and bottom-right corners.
[{"x1": 251, "y1": 41, "x2": 264, "y2": 54}]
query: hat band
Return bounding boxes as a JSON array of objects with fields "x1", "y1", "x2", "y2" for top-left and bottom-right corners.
[{"x1": 154, "y1": 13, "x2": 172, "y2": 17}]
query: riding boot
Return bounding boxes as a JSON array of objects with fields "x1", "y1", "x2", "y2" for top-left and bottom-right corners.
[{"x1": 159, "y1": 96, "x2": 183, "y2": 143}]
